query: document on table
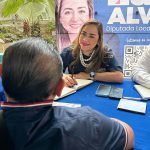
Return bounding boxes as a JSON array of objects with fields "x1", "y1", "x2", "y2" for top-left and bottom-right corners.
[
  {"x1": 117, "y1": 98, "x2": 147, "y2": 114},
  {"x1": 55, "y1": 79, "x2": 93, "y2": 100},
  {"x1": 134, "y1": 84, "x2": 150, "y2": 99}
]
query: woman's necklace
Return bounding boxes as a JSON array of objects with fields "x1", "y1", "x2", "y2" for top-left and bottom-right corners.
[{"x1": 79, "y1": 49, "x2": 95, "y2": 67}]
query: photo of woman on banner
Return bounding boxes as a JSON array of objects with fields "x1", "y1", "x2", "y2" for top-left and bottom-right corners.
[{"x1": 56, "y1": 0, "x2": 94, "y2": 51}]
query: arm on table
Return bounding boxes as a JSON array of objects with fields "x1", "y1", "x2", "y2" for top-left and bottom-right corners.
[
  {"x1": 95, "y1": 71, "x2": 123, "y2": 83},
  {"x1": 74, "y1": 71, "x2": 123, "y2": 83}
]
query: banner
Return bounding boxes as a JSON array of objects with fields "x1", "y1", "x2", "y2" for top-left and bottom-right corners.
[
  {"x1": 56, "y1": 0, "x2": 150, "y2": 77},
  {"x1": 94, "y1": 0, "x2": 150, "y2": 77}
]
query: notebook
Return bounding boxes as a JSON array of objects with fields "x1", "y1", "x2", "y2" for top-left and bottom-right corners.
[
  {"x1": 134, "y1": 84, "x2": 150, "y2": 99},
  {"x1": 117, "y1": 98, "x2": 147, "y2": 114},
  {"x1": 74, "y1": 79, "x2": 93, "y2": 90},
  {"x1": 55, "y1": 79, "x2": 93, "y2": 100}
]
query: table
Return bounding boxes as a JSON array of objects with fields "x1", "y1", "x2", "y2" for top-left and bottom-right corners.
[
  {"x1": 59, "y1": 79, "x2": 150, "y2": 150},
  {"x1": 0, "y1": 79, "x2": 150, "y2": 150}
]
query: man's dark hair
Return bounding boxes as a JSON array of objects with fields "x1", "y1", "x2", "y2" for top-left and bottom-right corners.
[{"x1": 2, "y1": 38, "x2": 63, "y2": 103}]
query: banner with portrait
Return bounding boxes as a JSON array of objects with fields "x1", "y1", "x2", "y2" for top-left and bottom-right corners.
[
  {"x1": 94, "y1": 0, "x2": 150, "y2": 77},
  {"x1": 55, "y1": 0, "x2": 94, "y2": 51},
  {"x1": 55, "y1": 0, "x2": 150, "y2": 77}
]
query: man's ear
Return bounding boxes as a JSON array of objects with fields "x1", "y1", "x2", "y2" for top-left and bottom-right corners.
[{"x1": 55, "y1": 78, "x2": 65, "y2": 97}]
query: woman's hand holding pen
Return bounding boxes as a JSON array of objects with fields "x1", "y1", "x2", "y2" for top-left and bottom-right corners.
[{"x1": 63, "y1": 74, "x2": 77, "y2": 87}]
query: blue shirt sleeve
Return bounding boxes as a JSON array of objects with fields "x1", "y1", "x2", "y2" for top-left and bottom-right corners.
[
  {"x1": 103, "y1": 47, "x2": 123, "y2": 72},
  {"x1": 108, "y1": 56, "x2": 122, "y2": 72},
  {"x1": 83, "y1": 107, "x2": 126, "y2": 150}
]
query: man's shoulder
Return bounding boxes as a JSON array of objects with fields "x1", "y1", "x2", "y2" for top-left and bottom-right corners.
[
  {"x1": 51, "y1": 106, "x2": 106, "y2": 137},
  {"x1": 52, "y1": 106, "x2": 105, "y2": 124},
  {"x1": 53, "y1": 106, "x2": 94, "y2": 119}
]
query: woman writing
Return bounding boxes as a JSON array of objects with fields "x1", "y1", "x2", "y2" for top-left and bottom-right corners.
[{"x1": 60, "y1": 20, "x2": 123, "y2": 87}]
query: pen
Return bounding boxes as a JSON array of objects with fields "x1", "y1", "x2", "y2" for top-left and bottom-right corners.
[
  {"x1": 68, "y1": 74, "x2": 77, "y2": 88},
  {"x1": 71, "y1": 74, "x2": 78, "y2": 85},
  {"x1": 70, "y1": 67, "x2": 78, "y2": 86},
  {"x1": 123, "y1": 96, "x2": 148, "y2": 101}
]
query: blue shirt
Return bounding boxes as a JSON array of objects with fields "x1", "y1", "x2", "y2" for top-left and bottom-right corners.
[
  {"x1": 60, "y1": 47, "x2": 122, "y2": 74},
  {"x1": 2, "y1": 101, "x2": 127, "y2": 150}
]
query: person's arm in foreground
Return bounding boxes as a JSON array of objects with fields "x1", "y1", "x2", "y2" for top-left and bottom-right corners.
[
  {"x1": 85, "y1": 107, "x2": 134, "y2": 150},
  {"x1": 112, "y1": 118, "x2": 134, "y2": 150},
  {"x1": 132, "y1": 49, "x2": 150, "y2": 88}
]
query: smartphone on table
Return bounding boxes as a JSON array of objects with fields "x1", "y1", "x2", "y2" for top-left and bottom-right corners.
[
  {"x1": 109, "y1": 86, "x2": 123, "y2": 99},
  {"x1": 96, "y1": 84, "x2": 111, "y2": 97}
]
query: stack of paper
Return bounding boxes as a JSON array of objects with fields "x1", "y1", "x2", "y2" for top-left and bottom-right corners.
[
  {"x1": 117, "y1": 98, "x2": 147, "y2": 114},
  {"x1": 134, "y1": 85, "x2": 150, "y2": 99}
]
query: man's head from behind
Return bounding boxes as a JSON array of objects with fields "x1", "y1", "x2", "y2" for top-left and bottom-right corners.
[{"x1": 2, "y1": 38, "x2": 63, "y2": 103}]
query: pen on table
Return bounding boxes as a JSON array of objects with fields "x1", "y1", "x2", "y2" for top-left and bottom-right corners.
[{"x1": 123, "y1": 96, "x2": 148, "y2": 101}]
